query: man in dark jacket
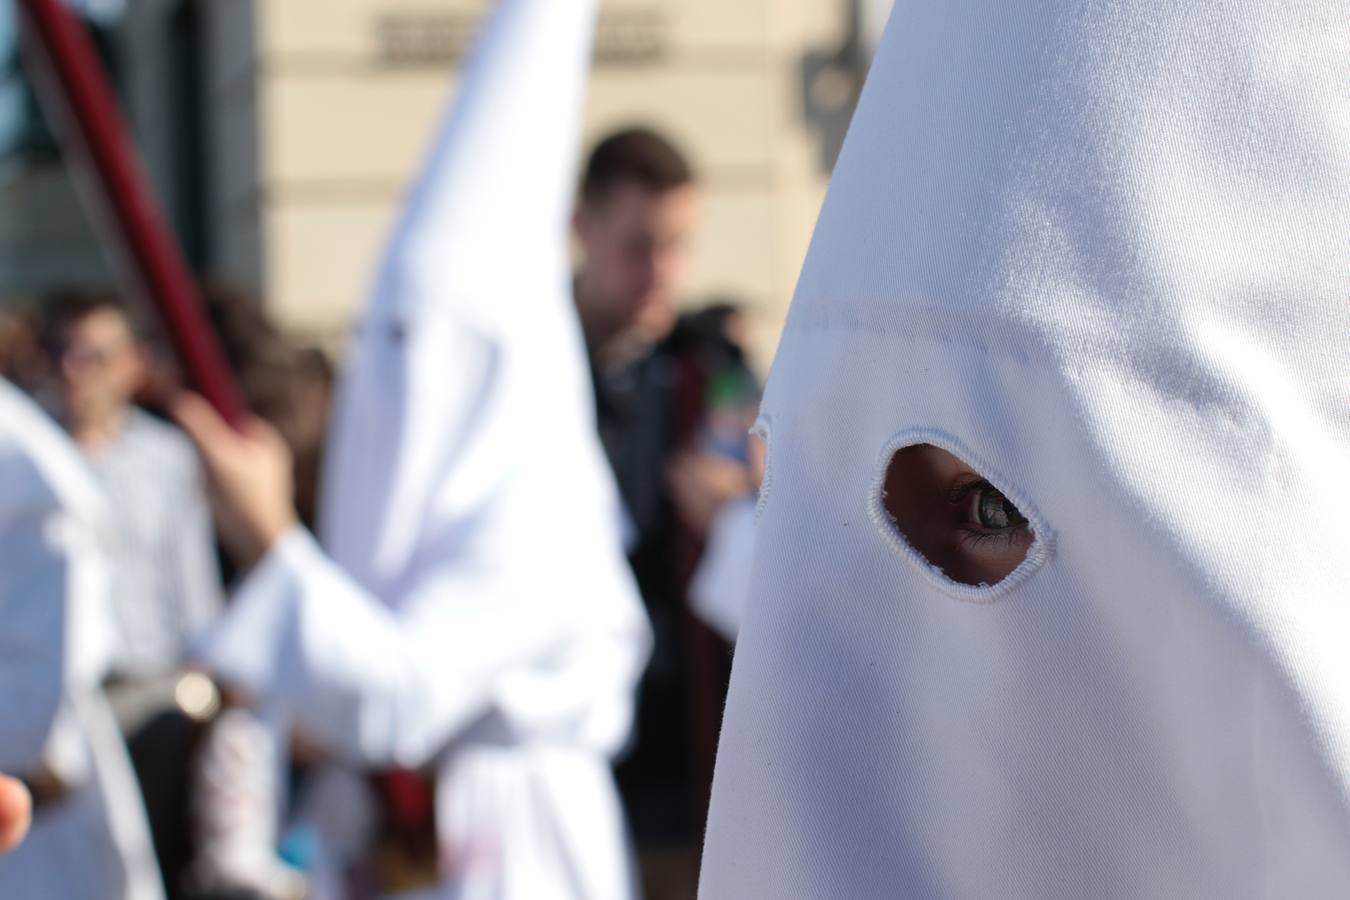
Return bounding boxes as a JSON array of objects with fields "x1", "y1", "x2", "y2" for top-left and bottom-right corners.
[{"x1": 573, "y1": 128, "x2": 759, "y2": 889}]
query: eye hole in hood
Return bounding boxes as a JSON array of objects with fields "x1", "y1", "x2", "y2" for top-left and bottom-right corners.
[{"x1": 872, "y1": 433, "x2": 1051, "y2": 598}]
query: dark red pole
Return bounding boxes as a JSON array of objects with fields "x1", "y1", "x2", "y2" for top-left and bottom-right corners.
[{"x1": 17, "y1": 0, "x2": 244, "y2": 425}]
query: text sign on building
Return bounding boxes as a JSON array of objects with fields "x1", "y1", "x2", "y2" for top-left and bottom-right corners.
[{"x1": 374, "y1": 10, "x2": 666, "y2": 67}]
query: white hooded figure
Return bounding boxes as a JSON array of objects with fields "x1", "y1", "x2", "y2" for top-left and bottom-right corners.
[
  {"x1": 193, "y1": 1, "x2": 650, "y2": 898},
  {"x1": 0, "y1": 378, "x2": 164, "y2": 900},
  {"x1": 700, "y1": 1, "x2": 1350, "y2": 897}
]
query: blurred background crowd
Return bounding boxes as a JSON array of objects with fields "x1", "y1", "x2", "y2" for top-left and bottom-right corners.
[{"x1": 0, "y1": 1, "x2": 894, "y2": 898}]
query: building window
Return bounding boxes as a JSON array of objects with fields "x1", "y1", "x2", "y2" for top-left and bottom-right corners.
[{"x1": 0, "y1": 4, "x2": 123, "y2": 166}]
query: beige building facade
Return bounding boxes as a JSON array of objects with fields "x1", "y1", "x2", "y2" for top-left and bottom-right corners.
[{"x1": 3, "y1": 0, "x2": 892, "y2": 371}]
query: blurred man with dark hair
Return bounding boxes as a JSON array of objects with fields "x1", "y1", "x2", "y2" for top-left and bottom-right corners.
[
  {"x1": 574, "y1": 127, "x2": 699, "y2": 359},
  {"x1": 43, "y1": 289, "x2": 221, "y2": 894},
  {"x1": 573, "y1": 128, "x2": 758, "y2": 891}
]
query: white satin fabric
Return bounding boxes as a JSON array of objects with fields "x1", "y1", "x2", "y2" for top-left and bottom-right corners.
[{"x1": 701, "y1": 2, "x2": 1350, "y2": 897}]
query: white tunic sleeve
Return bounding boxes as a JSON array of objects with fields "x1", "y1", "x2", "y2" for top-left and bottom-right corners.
[{"x1": 198, "y1": 521, "x2": 645, "y2": 770}]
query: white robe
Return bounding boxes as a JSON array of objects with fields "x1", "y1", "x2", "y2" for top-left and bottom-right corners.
[
  {"x1": 197, "y1": 1, "x2": 650, "y2": 897},
  {"x1": 0, "y1": 378, "x2": 164, "y2": 900},
  {"x1": 701, "y1": 1, "x2": 1350, "y2": 897},
  {"x1": 205, "y1": 518, "x2": 646, "y2": 900}
]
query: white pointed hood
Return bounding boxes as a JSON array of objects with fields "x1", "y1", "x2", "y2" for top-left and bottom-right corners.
[
  {"x1": 702, "y1": 2, "x2": 1350, "y2": 897},
  {"x1": 313, "y1": 0, "x2": 648, "y2": 761},
  {"x1": 363, "y1": 0, "x2": 594, "y2": 327},
  {"x1": 319, "y1": 0, "x2": 620, "y2": 603}
]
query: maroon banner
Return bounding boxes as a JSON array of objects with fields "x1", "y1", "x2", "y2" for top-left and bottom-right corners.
[{"x1": 17, "y1": 0, "x2": 244, "y2": 425}]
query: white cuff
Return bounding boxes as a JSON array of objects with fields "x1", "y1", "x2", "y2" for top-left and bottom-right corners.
[{"x1": 193, "y1": 527, "x2": 318, "y2": 697}]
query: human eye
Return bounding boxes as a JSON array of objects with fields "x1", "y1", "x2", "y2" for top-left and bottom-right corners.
[
  {"x1": 948, "y1": 478, "x2": 1031, "y2": 549},
  {"x1": 880, "y1": 443, "x2": 1036, "y2": 587}
]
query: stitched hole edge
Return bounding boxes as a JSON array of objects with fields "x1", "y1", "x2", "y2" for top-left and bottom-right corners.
[
  {"x1": 751, "y1": 415, "x2": 772, "y2": 523},
  {"x1": 866, "y1": 427, "x2": 1054, "y2": 604}
]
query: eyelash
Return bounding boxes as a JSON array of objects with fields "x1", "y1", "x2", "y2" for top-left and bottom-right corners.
[{"x1": 954, "y1": 526, "x2": 1024, "y2": 550}]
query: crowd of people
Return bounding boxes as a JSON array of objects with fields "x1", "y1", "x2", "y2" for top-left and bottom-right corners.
[
  {"x1": 0, "y1": 84, "x2": 759, "y2": 900},
  {"x1": 4, "y1": 0, "x2": 1347, "y2": 898}
]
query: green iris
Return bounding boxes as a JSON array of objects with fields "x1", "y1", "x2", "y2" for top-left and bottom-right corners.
[{"x1": 976, "y1": 486, "x2": 1027, "y2": 530}]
